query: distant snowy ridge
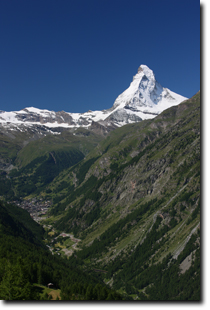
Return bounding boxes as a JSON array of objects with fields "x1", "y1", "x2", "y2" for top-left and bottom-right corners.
[{"x1": 0, "y1": 65, "x2": 187, "y2": 131}]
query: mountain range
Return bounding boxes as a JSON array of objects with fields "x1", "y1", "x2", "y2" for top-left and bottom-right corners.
[
  {"x1": 0, "y1": 65, "x2": 200, "y2": 300},
  {"x1": 0, "y1": 65, "x2": 187, "y2": 132}
]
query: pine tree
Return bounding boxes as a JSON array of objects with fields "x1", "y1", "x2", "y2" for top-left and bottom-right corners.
[
  {"x1": 85, "y1": 284, "x2": 94, "y2": 300},
  {"x1": 0, "y1": 260, "x2": 35, "y2": 300}
]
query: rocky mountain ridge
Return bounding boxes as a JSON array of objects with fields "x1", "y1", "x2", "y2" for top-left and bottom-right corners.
[{"x1": 0, "y1": 65, "x2": 187, "y2": 133}]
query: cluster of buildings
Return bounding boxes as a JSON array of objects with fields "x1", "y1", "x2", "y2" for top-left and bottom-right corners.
[
  {"x1": 11, "y1": 197, "x2": 80, "y2": 257},
  {"x1": 12, "y1": 197, "x2": 52, "y2": 222}
]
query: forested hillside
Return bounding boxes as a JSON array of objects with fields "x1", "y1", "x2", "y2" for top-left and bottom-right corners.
[
  {"x1": 0, "y1": 127, "x2": 103, "y2": 199},
  {"x1": 0, "y1": 200, "x2": 125, "y2": 300},
  {"x1": 0, "y1": 92, "x2": 200, "y2": 300},
  {"x1": 40, "y1": 92, "x2": 200, "y2": 300}
]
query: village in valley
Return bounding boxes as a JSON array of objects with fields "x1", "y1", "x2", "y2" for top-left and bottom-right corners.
[
  {"x1": 12, "y1": 197, "x2": 52, "y2": 222},
  {"x1": 11, "y1": 197, "x2": 81, "y2": 257}
]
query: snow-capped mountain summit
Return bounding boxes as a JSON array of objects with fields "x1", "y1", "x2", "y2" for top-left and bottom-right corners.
[
  {"x1": 0, "y1": 65, "x2": 187, "y2": 132},
  {"x1": 109, "y1": 65, "x2": 187, "y2": 123}
]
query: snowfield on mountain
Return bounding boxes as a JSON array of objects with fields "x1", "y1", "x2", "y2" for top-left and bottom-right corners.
[{"x1": 0, "y1": 65, "x2": 187, "y2": 130}]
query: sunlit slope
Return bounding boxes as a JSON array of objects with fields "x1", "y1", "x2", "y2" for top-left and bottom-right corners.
[{"x1": 44, "y1": 92, "x2": 200, "y2": 274}]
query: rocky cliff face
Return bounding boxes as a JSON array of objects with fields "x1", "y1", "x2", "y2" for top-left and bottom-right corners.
[{"x1": 45, "y1": 91, "x2": 200, "y2": 244}]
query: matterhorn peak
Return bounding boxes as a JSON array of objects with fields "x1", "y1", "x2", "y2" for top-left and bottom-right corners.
[
  {"x1": 137, "y1": 64, "x2": 152, "y2": 73},
  {"x1": 135, "y1": 64, "x2": 155, "y2": 81},
  {"x1": 110, "y1": 64, "x2": 187, "y2": 123},
  {"x1": 137, "y1": 65, "x2": 144, "y2": 73},
  {"x1": 0, "y1": 64, "x2": 188, "y2": 131}
]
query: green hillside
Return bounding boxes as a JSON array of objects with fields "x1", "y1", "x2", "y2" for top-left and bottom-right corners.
[
  {"x1": 0, "y1": 92, "x2": 200, "y2": 300},
  {"x1": 0, "y1": 127, "x2": 103, "y2": 199},
  {"x1": 40, "y1": 92, "x2": 200, "y2": 300}
]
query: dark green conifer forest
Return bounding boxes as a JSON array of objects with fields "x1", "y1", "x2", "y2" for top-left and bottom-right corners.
[{"x1": 0, "y1": 200, "x2": 125, "y2": 300}]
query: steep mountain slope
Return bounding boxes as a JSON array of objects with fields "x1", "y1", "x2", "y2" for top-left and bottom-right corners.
[
  {"x1": 0, "y1": 127, "x2": 103, "y2": 199},
  {"x1": 0, "y1": 65, "x2": 187, "y2": 131},
  {"x1": 46, "y1": 91, "x2": 200, "y2": 229},
  {"x1": 40, "y1": 92, "x2": 200, "y2": 299}
]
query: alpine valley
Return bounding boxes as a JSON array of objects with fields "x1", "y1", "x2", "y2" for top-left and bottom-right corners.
[{"x1": 0, "y1": 65, "x2": 200, "y2": 301}]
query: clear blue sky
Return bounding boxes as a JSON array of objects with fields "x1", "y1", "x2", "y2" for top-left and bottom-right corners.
[{"x1": 0, "y1": 0, "x2": 200, "y2": 113}]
